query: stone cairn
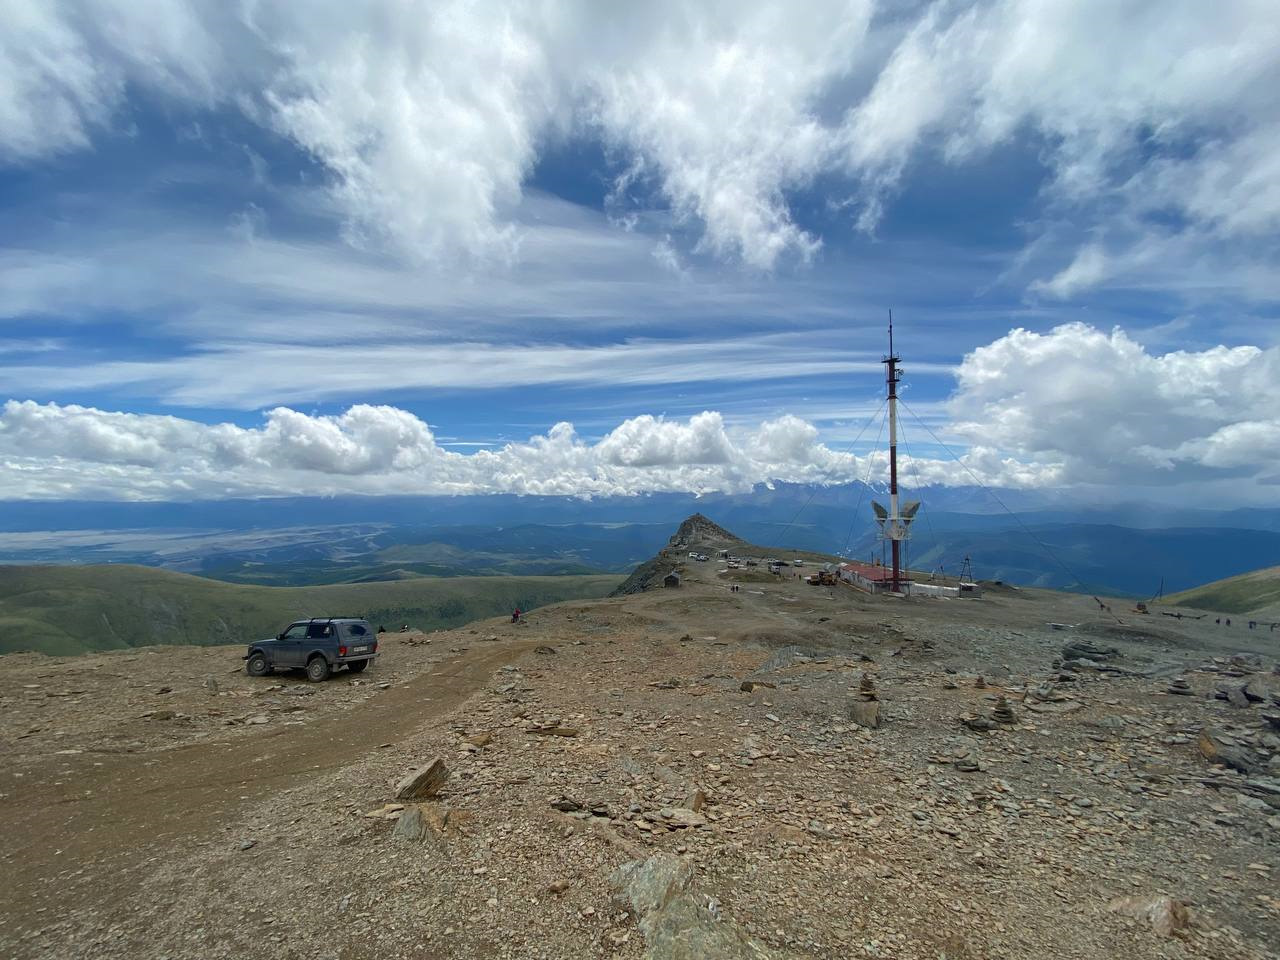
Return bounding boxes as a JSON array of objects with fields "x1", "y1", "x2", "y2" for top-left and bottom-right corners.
[
  {"x1": 1167, "y1": 677, "x2": 1193, "y2": 696},
  {"x1": 992, "y1": 694, "x2": 1016, "y2": 725},
  {"x1": 974, "y1": 676, "x2": 987, "y2": 689},
  {"x1": 848, "y1": 673, "x2": 882, "y2": 728},
  {"x1": 858, "y1": 674, "x2": 879, "y2": 702}
]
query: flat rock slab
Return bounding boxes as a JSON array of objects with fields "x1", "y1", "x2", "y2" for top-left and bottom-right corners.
[
  {"x1": 395, "y1": 758, "x2": 450, "y2": 800},
  {"x1": 1024, "y1": 699, "x2": 1083, "y2": 714},
  {"x1": 365, "y1": 803, "x2": 405, "y2": 820},
  {"x1": 528, "y1": 725, "x2": 579, "y2": 737}
]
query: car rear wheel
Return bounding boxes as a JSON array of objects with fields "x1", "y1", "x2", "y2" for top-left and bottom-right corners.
[
  {"x1": 246, "y1": 652, "x2": 271, "y2": 677},
  {"x1": 347, "y1": 660, "x2": 369, "y2": 673},
  {"x1": 306, "y1": 656, "x2": 331, "y2": 683}
]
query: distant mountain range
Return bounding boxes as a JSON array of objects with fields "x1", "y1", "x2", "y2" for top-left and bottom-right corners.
[
  {"x1": 1, "y1": 485, "x2": 1277, "y2": 598},
  {"x1": 3, "y1": 484, "x2": 1279, "y2": 533}
]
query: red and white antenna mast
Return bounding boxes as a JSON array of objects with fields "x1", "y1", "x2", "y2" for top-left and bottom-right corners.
[
  {"x1": 885, "y1": 311, "x2": 903, "y2": 591},
  {"x1": 872, "y1": 311, "x2": 919, "y2": 593}
]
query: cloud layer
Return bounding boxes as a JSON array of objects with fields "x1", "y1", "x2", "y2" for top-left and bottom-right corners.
[
  {"x1": 2, "y1": 322, "x2": 1274, "y2": 501},
  {"x1": 0, "y1": 400, "x2": 1052, "y2": 501},
  {"x1": 2, "y1": 1, "x2": 1276, "y2": 283}
]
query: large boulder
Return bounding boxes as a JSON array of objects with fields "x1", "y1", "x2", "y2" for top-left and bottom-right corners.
[
  {"x1": 1108, "y1": 895, "x2": 1191, "y2": 937},
  {"x1": 1061, "y1": 640, "x2": 1119, "y2": 662},
  {"x1": 613, "y1": 853, "x2": 692, "y2": 918},
  {"x1": 391, "y1": 804, "x2": 451, "y2": 842},
  {"x1": 1244, "y1": 675, "x2": 1276, "y2": 703},
  {"x1": 395, "y1": 758, "x2": 450, "y2": 800},
  {"x1": 847, "y1": 699, "x2": 881, "y2": 729},
  {"x1": 611, "y1": 854, "x2": 775, "y2": 959},
  {"x1": 1197, "y1": 728, "x2": 1260, "y2": 774}
]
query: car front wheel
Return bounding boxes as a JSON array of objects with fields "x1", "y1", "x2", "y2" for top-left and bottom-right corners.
[
  {"x1": 246, "y1": 652, "x2": 271, "y2": 677},
  {"x1": 306, "y1": 656, "x2": 331, "y2": 683}
]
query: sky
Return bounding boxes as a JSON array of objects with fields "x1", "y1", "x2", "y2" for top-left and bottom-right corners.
[{"x1": 1, "y1": 0, "x2": 1278, "y2": 505}]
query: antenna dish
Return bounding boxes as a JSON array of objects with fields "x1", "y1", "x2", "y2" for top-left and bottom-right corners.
[{"x1": 871, "y1": 500, "x2": 887, "y2": 530}]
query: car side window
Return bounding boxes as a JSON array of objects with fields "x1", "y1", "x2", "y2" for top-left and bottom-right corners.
[
  {"x1": 281, "y1": 623, "x2": 308, "y2": 639},
  {"x1": 306, "y1": 622, "x2": 333, "y2": 640}
]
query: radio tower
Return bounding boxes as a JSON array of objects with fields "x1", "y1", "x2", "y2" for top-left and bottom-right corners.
[{"x1": 871, "y1": 311, "x2": 919, "y2": 593}]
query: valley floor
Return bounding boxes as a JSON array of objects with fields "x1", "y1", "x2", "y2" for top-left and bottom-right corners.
[{"x1": 3, "y1": 567, "x2": 1279, "y2": 959}]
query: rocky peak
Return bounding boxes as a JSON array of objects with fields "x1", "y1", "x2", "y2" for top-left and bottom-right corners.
[
  {"x1": 611, "y1": 513, "x2": 742, "y2": 597},
  {"x1": 668, "y1": 513, "x2": 741, "y2": 547}
]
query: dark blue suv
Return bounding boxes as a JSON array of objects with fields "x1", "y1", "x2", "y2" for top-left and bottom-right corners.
[{"x1": 244, "y1": 617, "x2": 379, "y2": 682}]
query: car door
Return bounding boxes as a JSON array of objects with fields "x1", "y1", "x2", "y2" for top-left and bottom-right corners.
[
  {"x1": 305, "y1": 621, "x2": 335, "y2": 660},
  {"x1": 276, "y1": 622, "x2": 310, "y2": 667}
]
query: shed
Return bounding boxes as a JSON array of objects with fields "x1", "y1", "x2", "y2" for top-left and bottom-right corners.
[
  {"x1": 839, "y1": 561, "x2": 902, "y2": 595},
  {"x1": 663, "y1": 571, "x2": 682, "y2": 588}
]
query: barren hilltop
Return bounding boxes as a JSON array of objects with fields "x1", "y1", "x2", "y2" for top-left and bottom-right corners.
[{"x1": 3, "y1": 515, "x2": 1279, "y2": 960}]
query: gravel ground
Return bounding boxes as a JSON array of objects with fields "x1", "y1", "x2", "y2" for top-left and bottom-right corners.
[{"x1": 3, "y1": 550, "x2": 1279, "y2": 959}]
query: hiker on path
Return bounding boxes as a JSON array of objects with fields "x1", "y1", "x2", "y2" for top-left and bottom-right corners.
[{"x1": 511, "y1": 608, "x2": 521, "y2": 623}]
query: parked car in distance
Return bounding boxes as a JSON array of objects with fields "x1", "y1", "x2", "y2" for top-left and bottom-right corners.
[{"x1": 244, "y1": 617, "x2": 379, "y2": 682}]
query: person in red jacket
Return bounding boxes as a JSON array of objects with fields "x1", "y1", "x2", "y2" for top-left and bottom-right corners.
[{"x1": 511, "y1": 608, "x2": 521, "y2": 623}]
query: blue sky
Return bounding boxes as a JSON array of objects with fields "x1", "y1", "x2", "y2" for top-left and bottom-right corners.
[{"x1": 1, "y1": 1, "x2": 1277, "y2": 503}]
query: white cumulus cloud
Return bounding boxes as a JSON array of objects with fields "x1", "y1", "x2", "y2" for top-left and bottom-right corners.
[
  {"x1": 0, "y1": 400, "x2": 1052, "y2": 501},
  {"x1": 947, "y1": 323, "x2": 1280, "y2": 484},
  {"x1": 1, "y1": 1, "x2": 1275, "y2": 283}
]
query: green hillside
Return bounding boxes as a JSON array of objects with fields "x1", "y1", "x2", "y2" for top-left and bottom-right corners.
[
  {"x1": 0, "y1": 564, "x2": 621, "y2": 656},
  {"x1": 1166, "y1": 565, "x2": 1280, "y2": 618}
]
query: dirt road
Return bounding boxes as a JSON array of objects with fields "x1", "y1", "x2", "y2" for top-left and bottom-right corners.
[{"x1": 1, "y1": 639, "x2": 538, "y2": 942}]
